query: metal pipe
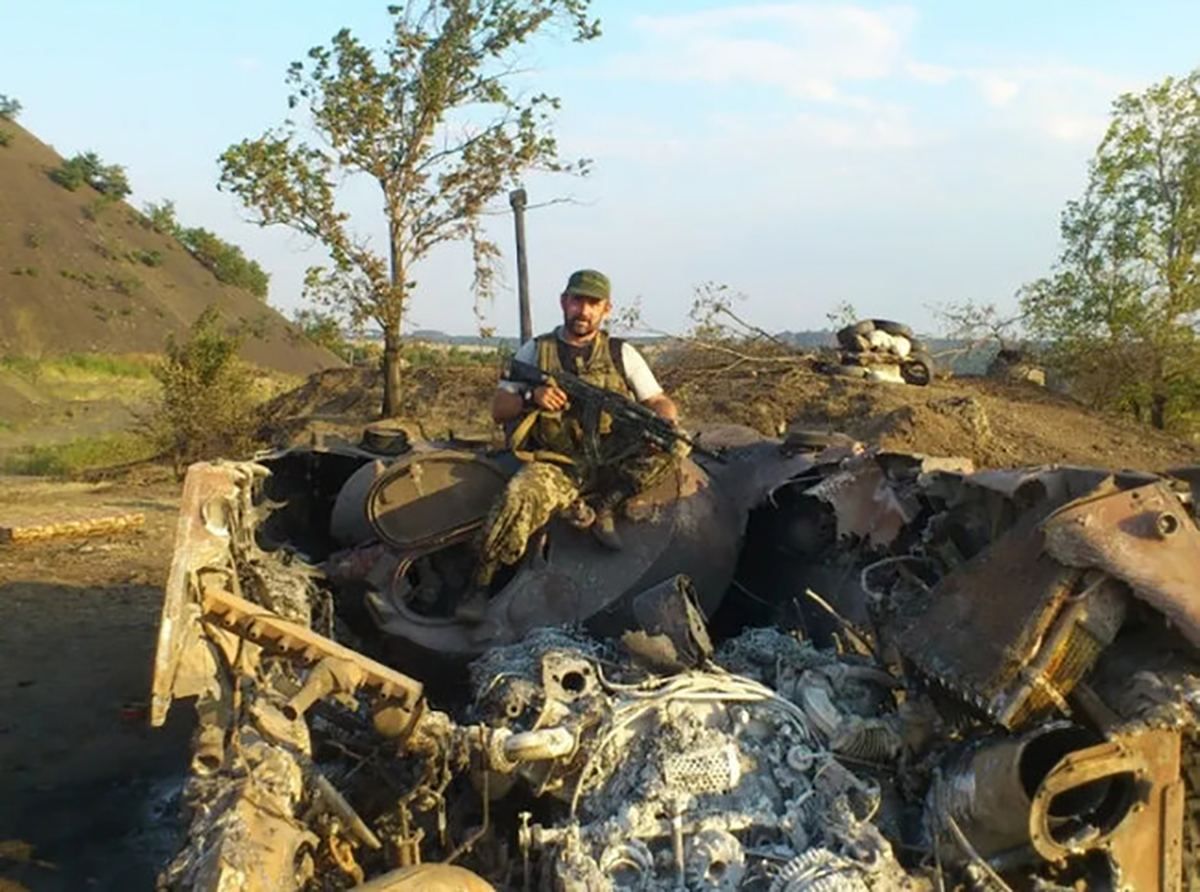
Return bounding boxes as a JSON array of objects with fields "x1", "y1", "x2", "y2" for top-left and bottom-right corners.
[
  {"x1": 509, "y1": 188, "x2": 531, "y2": 343},
  {"x1": 315, "y1": 774, "x2": 382, "y2": 851},
  {"x1": 503, "y1": 727, "x2": 575, "y2": 762}
]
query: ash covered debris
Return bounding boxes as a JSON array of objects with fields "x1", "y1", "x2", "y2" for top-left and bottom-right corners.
[{"x1": 149, "y1": 435, "x2": 1200, "y2": 890}]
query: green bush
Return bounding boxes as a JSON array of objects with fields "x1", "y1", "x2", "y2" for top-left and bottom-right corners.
[
  {"x1": 49, "y1": 151, "x2": 132, "y2": 199},
  {"x1": 142, "y1": 199, "x2": 180, "y2": 236},
  {"x1": 9, "y1": 266, "x2": 37, "y2": 277},
  {"x1": 60, "y1": 268, "x2": 100, "y2": 289},
  {"x1": 0, "y1": 94, "x2": 21, "y2": 120},
  {"x1": 128, "y1": 249, "x2": 164, "y2": 267},
  {"x1": 151, "y1": 305, "x2": 259, "y2": 476},
  {"x1": 107, "y1": 273, "x2": 142, "y2": 295},
  {"x1": 293, "y1": 309, "x2": 360, "y2": 361},
  {"x1": 178, "y1": 226, "x2": 269, "y2": 298},
  {"x1": 0, "y1": 128, "x2": 12, "y2": 147}
]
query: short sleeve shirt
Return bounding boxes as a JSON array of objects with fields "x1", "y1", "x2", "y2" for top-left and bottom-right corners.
[{"x1": 500, "y1": 327, "x2": 663, "y2": 402}]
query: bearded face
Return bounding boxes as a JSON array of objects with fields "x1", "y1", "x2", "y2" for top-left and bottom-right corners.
[{"x1": 561, "y1": 292, "x2": 610, "y2": 339}]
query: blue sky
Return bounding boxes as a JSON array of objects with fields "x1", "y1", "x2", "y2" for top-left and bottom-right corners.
[{"x1": 3, "y1": 1, "x2": 1199, "y2": 336}]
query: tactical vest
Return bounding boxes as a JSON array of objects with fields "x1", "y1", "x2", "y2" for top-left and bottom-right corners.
[{"x1": 530, "y1": 330, "x2": 632, "y2": 462}]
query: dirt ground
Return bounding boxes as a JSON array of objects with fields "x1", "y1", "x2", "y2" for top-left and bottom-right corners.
[
  {"x1": 265, "y1": 361, "x2": 1200, "y2": 471},
  {"x1": 2, "y1": 360, "x2": 1198, "y2": 890},
  {"x1": 0, "y1": 472, "x2": 192, "y2": 891}
]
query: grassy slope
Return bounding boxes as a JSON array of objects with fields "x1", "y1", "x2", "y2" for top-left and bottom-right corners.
[{"x1": 0, "y1": 120, "x2": 340, "y2": 375}]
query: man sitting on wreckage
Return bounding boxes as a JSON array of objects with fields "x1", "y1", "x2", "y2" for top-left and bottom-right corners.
[{"x1": 458, "y1": 268, "x2": 686, "y2": 621}]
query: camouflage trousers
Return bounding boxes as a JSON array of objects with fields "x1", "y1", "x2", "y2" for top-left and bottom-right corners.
[{"x1": 474, "y1": 449, "x2": 678, "y2": 586}]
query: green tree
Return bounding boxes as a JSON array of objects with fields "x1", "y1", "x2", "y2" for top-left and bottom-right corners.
[
  {"x1": 293, "y1": 308, "x2": 357, "y2": 361},
  {"x1": 151, "y1": 305, "x2": 258, "y2": 476},
  {"x1": 177, "y1": 226, "x2": 270, "y2": 299},
  {"x1": 218, "y1": 1, "x2": 598, "y2": 417},
  {"x1": 50, "y1": 151, "x2": 132, "y2": 199},
  {"x1": 0, "y1": 94, "x2": 20, "y2": 120},
  {"x1": 143, "y1": 199, "x2": 181, "y2": 236},
  {"x1": 1021, "y1": 70, "x2": 1200, "y2": 430}
]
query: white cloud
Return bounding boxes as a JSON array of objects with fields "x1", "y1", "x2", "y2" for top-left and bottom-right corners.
[
  {"x1": 904, "y1": 60, "x2": 955, "y2": 85},
  {"x1": 605, "y1": 4, "x2": 1133, "y2": 157},
  {"x1": 976, "y1": 74, "x2": 1020, "y2": 107},
  {"x1": 621, "y1": 4, "x2": 916, "y2": 102}
]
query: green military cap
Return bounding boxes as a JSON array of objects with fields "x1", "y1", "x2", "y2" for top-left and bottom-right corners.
[{"x1": 564, "y1": 269, "x2": 611, "y2": 301}]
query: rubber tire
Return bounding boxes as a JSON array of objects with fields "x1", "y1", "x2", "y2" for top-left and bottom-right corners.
[
  {"x1": 836, "y1": 325, "x2": 862, "y2": 351},
  {"x1": 901, "y1": 355, "x2": 932, "y2": 386},
  {"x1": 869, "y1": 319, "x2": 914, "y2": 339}
]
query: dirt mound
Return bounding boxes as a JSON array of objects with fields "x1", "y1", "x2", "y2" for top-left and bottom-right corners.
[
  {"x1": 0, "y1": 121, "x2": 340, "y2": 375},
  {"x1": 265, "y1": 359, "x2": 1199, "y2": 471},
  {"x1": 666, "y1": 362, "x2": 1198, "y2": 470},
  {"x1": 261, "y1": 364, "x2": 500, "y2": 445}
]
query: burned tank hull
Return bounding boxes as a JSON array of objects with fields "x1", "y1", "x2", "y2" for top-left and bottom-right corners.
[{"x1": 150, "y1": 436, "x2": 1200, "y2": 891}]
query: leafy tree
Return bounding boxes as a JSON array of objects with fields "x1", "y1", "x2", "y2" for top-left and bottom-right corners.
[
  {"x1": 1021, "y1": 70, "x2": 1200, "y2": 430},
  {"x1": 219, "y1": 1, "x2": 599, "y2": 417},
  {"x1": 151, "y1": 305, "x2": 258, "y2": 476},
  {"x1": 177, "y1": 226, "x2": 270, "y2": 299},
  {"x1": 293, "y1": 308, "x2": 358, "y2": 362},
  {"x1": 0, "y1": 94, "x2": 20, "y2": 120},
  {"x1": 49, "y1": 151, "x2": 132, "y2": 199},
  {"x1": 143, "y1": 199, "x2": 181, "y2": 236}
]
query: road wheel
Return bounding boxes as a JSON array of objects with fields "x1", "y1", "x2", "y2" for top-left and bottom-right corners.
[{"x1": 901, "y1": 355, "x2": 932, "y2": 386}]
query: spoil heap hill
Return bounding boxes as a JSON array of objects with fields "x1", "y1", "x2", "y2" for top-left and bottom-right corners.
[{"x1": 0, "y1": 121, "x2": 338, "y2": 374}]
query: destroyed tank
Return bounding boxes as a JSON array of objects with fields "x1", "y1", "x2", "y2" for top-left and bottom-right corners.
[{"x1": 149, "y1": 428, "x2": 1200, "y2": 890}]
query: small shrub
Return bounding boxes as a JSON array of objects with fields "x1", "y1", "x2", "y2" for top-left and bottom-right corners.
[
  {"x1": 0, "y1": 94, "x2": 21, "y2": 121},
  {"x1": 9, "y1": 266, "x2": 37, "y2": 277},
  {"x1": 107, "y1": 273, "x2": 142, "y2": 295},
  {"x1": 24, "y1": 225, "x2": 44, "y2": 249},
  {"x1": 60, "y1": 268, "x2": 100, "y2": 289},
  {"x1": 91, "y1": 238, "x2": 118, "y2": 259},
  {"x1": 0, "y1": 129, "x2": 12, "y2": 148},
  {"x1": 150, "y1": 305, "x2": 259, "y2": 477},
  {"x1": 82, "y1": 198, "x2": 116, "y2": 222},
  {"x1": 127, "y1": 249, "x2": 163, "y2": 267}
]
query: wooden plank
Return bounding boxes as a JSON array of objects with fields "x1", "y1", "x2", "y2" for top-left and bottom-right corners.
[{"x1": 0, "y1": 511, "x2": 145, "y2": 544}]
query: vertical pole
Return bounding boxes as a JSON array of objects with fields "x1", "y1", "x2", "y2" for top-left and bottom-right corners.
[{"x1": 509, "y1": 187, "x2": 532, "y2": 343}]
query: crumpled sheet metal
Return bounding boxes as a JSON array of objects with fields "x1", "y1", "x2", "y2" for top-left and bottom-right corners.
[
  {"x1": 806, "y1": 458, "x2": 911, "y2": 547},
  {"x1": 1043, "y1": 478, "x2": 1200, "y2": 647}
]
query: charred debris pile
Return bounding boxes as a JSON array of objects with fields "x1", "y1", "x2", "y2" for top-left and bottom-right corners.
[{"x1": 151, "y1": 435, "x2": 1200, "y2": 891}]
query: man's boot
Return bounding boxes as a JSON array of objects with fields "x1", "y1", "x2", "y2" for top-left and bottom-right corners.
[{"x1": 592, "y1": 507, "x2": 623, "y2": 551}]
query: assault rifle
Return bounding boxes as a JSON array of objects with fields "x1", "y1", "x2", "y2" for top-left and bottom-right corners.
[{"x1": 507, "y1": 359, "x2": 725, "y2": 463}]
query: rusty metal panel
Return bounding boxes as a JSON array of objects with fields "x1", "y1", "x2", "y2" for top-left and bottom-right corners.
[
  {"x1": 893, "y1": 510, "x2": 1078, "y2": 724},
  {"x1": 149, "y1": 462, "x2": 253, "y2": 727},
  {"x1": 1043, "y1": 479, "x2": 1200, "y2": 647},
  {"x1": 1030, "y1": 728, "x2": 1183, "y2": 892}
]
